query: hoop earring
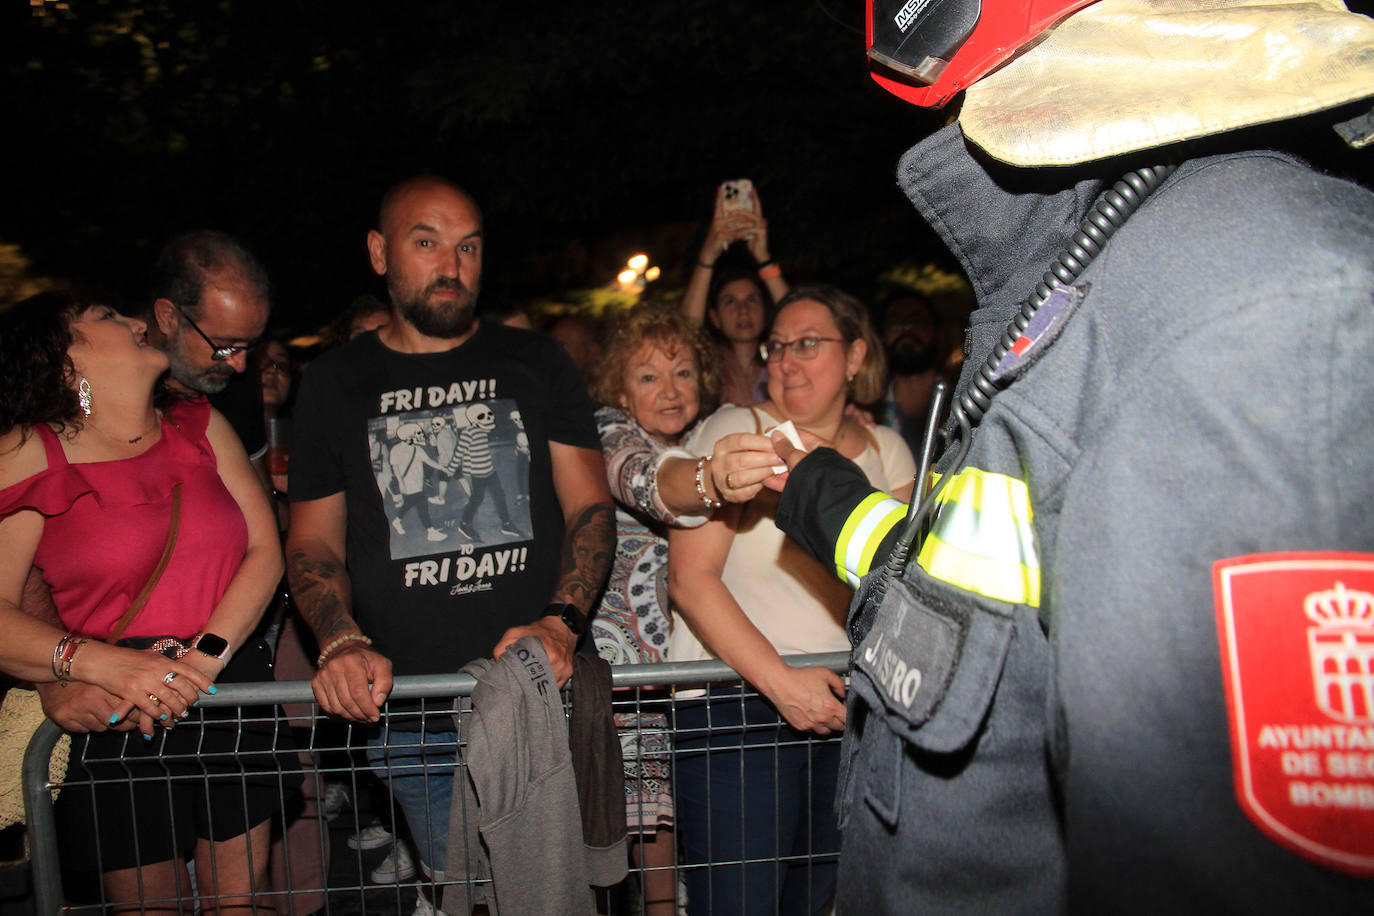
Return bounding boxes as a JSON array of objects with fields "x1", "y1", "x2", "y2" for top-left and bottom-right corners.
[{"x1": 78, "y1": 378, "x2": 92, "y2": 417}]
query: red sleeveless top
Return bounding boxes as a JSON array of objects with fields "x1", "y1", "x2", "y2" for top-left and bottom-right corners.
[{"x1": 0, "y1": 400, "x2": 248, "y2": 640}]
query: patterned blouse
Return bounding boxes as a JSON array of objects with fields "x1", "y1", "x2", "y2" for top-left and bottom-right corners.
[{"x1": 590, "y1": 406, "x2": 706, "y2": 666}]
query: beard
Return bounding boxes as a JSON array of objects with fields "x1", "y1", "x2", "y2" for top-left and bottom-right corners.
[
  {"x1": 887, "y1": 336, "x2": 938, "y2": 376},
  {"x1": 394, "y1": 276, "x2": 479, "y2": 339},
  {"x1": 167, "y1": 334, "x2": 236, "y2": 394}
]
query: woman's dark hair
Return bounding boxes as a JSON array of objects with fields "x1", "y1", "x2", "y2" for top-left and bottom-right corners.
[
  {"x1": 0, "y1": 290, "x2": 90, "y2": 436},
  {"x1": 324, "y1": 294, "x2": 390, "y2": 349},
  {"x1": 705, "y1": 251, "x2": 773, "y2": 331}
]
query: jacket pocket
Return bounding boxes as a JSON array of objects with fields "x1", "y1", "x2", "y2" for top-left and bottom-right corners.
[{"x1": 850, "y1": 573, "x2": 1015, "y2": 755}]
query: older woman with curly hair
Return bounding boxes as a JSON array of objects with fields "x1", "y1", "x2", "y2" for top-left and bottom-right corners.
[
  {"x1": 0, "y1": 290, "x2": 284, "y2": 911},
  {"x1": 588, "y1": 301, "x2": 777, "y2": 914}
]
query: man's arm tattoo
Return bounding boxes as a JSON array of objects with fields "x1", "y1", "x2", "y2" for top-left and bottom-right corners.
[
  {"x1": 552, "y1": 502, "x2": 615, "y2": 612},
  {"x1": 286, "y1": 548, "x2": 357, "y2": 641}
]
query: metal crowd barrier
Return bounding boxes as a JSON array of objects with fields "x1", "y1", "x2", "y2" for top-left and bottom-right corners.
[{"x1": 21, "y1": 653, "x2": 848, "y2": 914}]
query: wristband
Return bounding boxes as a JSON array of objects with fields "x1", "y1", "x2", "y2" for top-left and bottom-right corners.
[
  {"x1": 695, "y1": 455, "x2": 723, "y2": 511},
  {"x1": 755, "y1": 258, "x2": 776, "y2": 269},
  {"x1": 757, "y1": 263, "x2": 782, "y2": 281},
  {"x1": 317, "y1": 633, "x2": 373, "y2": 668},
  {"x1": 542, "y1": 602, "x2": 588, "y2": 637},
  {"x1": 696, "y1": 260, "x2": 715, "y2": 270}
]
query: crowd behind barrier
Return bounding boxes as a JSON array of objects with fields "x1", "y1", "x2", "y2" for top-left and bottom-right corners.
[{"x1": 21, "y1": 654, "x2": 847, "y2": 915}]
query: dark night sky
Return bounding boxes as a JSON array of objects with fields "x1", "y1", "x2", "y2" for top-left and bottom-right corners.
[
  {"x1": 5, "y1": 1, "x2": 1370, "y2": 334},
  {"x1": 1, "y1": 1, "x2": 952, "y2": 333}
]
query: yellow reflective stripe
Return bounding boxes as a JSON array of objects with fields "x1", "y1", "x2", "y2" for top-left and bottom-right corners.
[
  {"x1": 918, "y1": 467, "x2": 1040, "y2": 606},
  {"x1": 917, "y1": 532, "x2": 1042, "y2": 606},
  {"x1": 835, "y1": 493, "x2": 907, "y2": 587}
]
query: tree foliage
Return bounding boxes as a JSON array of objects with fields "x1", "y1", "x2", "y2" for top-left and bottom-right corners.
[{"x1": 3, "y1": 0, "x2": 950, "y2": 331}]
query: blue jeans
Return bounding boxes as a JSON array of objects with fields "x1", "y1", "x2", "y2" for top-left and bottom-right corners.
[
  {"x1": 674, "y1": 691, "x2": 842, "y2": 916},
  {"x1": 366, "y1": 726, "x2": 459, "y2": 879}
]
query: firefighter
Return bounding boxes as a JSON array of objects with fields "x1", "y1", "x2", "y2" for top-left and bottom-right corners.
[{"x1": 767, "y1": 1, "x2": 1374, "y2": 910}]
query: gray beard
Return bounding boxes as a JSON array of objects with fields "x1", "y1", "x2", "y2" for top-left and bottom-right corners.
[{"x1": 166, "y1": 336, "x2": 234, "y2": 394}]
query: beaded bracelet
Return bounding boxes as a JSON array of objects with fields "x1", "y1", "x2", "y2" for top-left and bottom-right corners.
[
  {"x1": 695, "y1": 455, "x2": 723, "y2": 511},
  {"x1": 317, "y1": 633, "x2": 373, "y2": 668}
]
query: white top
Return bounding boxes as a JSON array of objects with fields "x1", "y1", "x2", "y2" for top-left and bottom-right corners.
[{"x1": 669, "y1": 404, "x2": 917, "y2": 663}]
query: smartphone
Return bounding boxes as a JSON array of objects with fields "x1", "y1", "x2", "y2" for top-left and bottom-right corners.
[{"x1": 721, "y1": 179, "x2": 756, "y2": 214}]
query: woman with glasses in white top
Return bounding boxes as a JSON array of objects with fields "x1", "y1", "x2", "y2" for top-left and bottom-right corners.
[{"x1": 667, "y1": 284, "x2": 916, "y2": 915}]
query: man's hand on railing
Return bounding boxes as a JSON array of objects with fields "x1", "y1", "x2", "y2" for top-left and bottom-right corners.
[
  {"x1": 492, "y1": 617, "x2": 577, "y2": 687},
  {"x1": 312, "y1": 645, "x2": 393, "y2": 723}
]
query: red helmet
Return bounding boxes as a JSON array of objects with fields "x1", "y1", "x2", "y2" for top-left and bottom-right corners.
[{"x1": 868, "y1": 0, "x2": 1099, "y2": 108}]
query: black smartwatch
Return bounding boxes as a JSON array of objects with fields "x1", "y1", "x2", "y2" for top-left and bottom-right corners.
[
  {"x1": 542, "y1": 602, "x2": 588, "y2": 637},
  {"x1": 191, "y1": 632, "x2": 233, "y2": 664}
]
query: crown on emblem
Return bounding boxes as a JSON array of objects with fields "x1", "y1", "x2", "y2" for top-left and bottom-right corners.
[{"x1": 1304, "y1": 581, "x2": 1374, "y2": 629}]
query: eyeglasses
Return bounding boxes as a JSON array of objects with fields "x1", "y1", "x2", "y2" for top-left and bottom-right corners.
[
  {"x1": 173, "y1": 302, "x2": 257, "y2": 361},
  {"x1": 759, "y1": 336, "x2": 846, "y2": 363}
]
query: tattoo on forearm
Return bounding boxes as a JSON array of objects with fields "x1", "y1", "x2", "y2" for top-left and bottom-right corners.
[
  {"x1": 286, "y1": 548, "x2": 356, "y2": 640},
  {"x1": 553, "y1": 502, "x2": 615, "y2": 612}
]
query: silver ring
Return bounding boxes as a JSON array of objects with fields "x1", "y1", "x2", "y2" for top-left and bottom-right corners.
[
  {"x1": 163, "y1": 671, "x2": 177, "y2": 685},
  {"x1": 148, "y1": 693, "x2": 160, "y2": 704},
  {"x1": 725, "y1": 472, "x2": 735, "y2": 489}
]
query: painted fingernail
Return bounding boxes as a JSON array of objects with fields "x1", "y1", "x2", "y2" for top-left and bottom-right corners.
[
  {"x1": 207, "y1": 685, "x2": 218, "y2": 695},
  {"x1": 192, "y1": 700, "x2": 200, "y2": 708},
  {"x1": 143, "y1": 733, "x2": 153, "y2": 742},
  {"x1": 108, "y1": 714, "x2": 120, "y2": 724}
]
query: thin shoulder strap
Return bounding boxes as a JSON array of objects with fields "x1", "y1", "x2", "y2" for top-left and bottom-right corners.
[
  {"x1": 32, "y1": 424, "x2": 69, "y2": 471},
  {"x1": 105, "y1": 483, "x2": 183, "y2": 645},
  {"x1": 855, "y1": 423, "x2": 882, "y2": 457}
]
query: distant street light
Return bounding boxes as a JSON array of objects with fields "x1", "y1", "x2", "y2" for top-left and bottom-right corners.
[{"x1": 616, "y1": 252, "x2": 658, "y2": 293}]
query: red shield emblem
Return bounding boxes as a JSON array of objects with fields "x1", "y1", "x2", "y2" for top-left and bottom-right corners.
[{"x1": 1214, "y1": 552, "x2": 1374, "y2": 876}]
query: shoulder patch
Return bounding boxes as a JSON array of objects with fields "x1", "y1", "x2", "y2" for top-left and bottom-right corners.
[
  {"x1": 1213, "y1": 552, "x2": 1374, "y2": 876},
  {"x1": 988, "y1": 280, "x2": 1089, "y2": 385}
]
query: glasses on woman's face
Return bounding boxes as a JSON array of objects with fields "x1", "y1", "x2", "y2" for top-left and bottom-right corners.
[{"x1": 759, "y1": 336, "x2": 846, "y2": 363}]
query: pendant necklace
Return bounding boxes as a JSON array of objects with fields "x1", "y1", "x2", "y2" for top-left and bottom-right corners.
[{"x1": 86, "y1": 410, "x2": 161, "y2": 445}]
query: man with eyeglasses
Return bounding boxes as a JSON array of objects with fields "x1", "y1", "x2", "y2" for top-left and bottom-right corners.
[{"x1": 142, "y1": 230, "x2": 273, "y2": 469}]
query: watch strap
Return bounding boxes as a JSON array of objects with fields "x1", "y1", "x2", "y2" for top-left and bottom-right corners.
[{"x1": 542, "y1": 602, "x2": 588, "y2": 637}]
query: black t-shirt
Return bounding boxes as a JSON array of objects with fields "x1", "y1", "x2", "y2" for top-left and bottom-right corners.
[
  {"x1": 289, "y1": 323, "x2": 600, "y2": 675},
  {"x1": 208, "y1": 370, "x2": 268, "y2": 460}
]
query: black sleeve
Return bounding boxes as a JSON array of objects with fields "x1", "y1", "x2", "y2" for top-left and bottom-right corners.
[{"x1": 775, "y1": 447, "x2": 903, "y2": 573}]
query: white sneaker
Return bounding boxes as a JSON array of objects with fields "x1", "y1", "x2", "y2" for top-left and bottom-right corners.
[
  {"x1": 321, "y1": 782, "x2": 350, "y2": 822},
  {"x1": 347, "y1": 821, "x2": 394, "y2": 851},
  {"x1": 370, "y1": 840, "x2": 417, "y2": 883},
  {"x1": 412, "y1": 894, "x2": 448, "y2": 916}
]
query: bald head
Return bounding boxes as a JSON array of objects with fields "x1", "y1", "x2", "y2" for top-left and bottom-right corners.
[{"x1": 377, "y1": 176, "x2": 482, "y2": 239}]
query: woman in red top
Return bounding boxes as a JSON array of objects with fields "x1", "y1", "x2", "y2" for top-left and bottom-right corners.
[{"x1": 0, "y1": 290, "x2": 283, "y2": 911}]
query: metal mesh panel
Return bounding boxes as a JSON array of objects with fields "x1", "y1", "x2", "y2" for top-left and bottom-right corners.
[{"x1": 23, "y1": 653, "x2": 847, "y2": 914}]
